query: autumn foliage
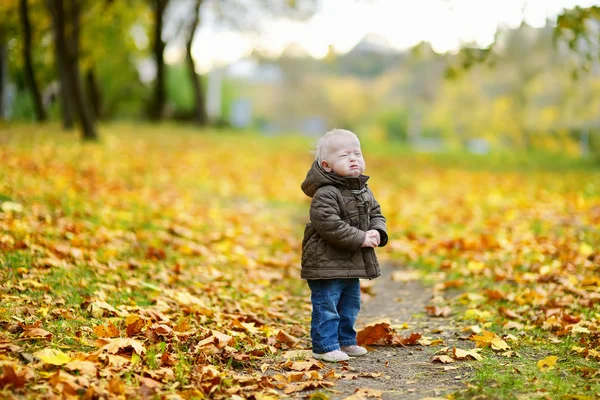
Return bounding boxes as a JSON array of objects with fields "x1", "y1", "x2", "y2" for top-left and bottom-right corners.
[{"x1": 0, "y1": 125, "x2": 599, "y2": 397}]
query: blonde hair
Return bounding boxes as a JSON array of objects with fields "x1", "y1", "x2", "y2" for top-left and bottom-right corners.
[{"x1": 314, "y1": 129, "x2": 359, "y2": 163}]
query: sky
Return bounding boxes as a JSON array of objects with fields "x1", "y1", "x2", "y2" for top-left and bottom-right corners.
[{"x1": 169, "y1": 0, "x2": 600, "y2": 72}]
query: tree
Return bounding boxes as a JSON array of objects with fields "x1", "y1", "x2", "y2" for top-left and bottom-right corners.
[
  {"x1": 185, "y1": 0, "x2": 207, "y2": 125},
  {"x1": 19, "y1": 0, "x2": 47, "y2": 122},
  {"x1": 158, "y1": 0, "x2": 317, "y2": 124},
  {"x1": 554, "y1": 6, "x2": 600, "y2": 76},
  {"x1": 47, "y1": 0, "x2": 97, "y2": 140},
  {"x1": 0, "y1": 29, "x2": 7, "y2": 120},
  {"x1": 148, "y1": 0, "x2": 169, "y2": 120}
]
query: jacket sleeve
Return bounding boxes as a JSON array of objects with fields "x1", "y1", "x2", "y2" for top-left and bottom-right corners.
[
  {"x1": 310, "y1": 188, "x2": 366, "y2": 252},
  {"x1": 368, "y1": 190, "x2": 388, "y2": 247}
]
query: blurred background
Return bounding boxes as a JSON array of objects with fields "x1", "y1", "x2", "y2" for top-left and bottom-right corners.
[{"x1": 1, "y1": 0, "x2": 600, "y2": 155}]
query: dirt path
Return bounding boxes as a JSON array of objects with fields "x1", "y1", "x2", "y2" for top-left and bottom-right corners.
[{"x1": 299, "y1": 263, "x2": 473, "y2": 399}]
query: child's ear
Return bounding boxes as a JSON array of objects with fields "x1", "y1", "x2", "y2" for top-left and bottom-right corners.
[{"x1": 321, "y1": 160, "x2": 332, "y2": 172}]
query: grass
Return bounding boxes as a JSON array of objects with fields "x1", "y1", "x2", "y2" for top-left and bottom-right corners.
[{"x1": 453, "y1": 337, "x2": 600, "y2": 399}]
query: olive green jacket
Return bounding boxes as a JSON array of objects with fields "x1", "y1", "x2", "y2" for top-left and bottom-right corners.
[{"x1": 301, "y1": 161, "x2": 388, "y2": 280}]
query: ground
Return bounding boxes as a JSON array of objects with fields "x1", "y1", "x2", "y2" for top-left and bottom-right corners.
[{"x1": 296, "y1": 263, "x2": 474, "y2": 400}]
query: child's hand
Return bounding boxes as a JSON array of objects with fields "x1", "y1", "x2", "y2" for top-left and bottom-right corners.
[
  {"x1": 366, "y1": 230, "x2": 381, "y2": 246},
  {"x1": 362, "y1": 231, "x2": 378, "y2": 248}
]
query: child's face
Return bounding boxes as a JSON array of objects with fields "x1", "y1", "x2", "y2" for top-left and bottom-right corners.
[{"x1": 321, "y1": 134, "x2": 365, "y2": 177}]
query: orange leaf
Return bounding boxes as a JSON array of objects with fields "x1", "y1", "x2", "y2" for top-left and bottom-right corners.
[
  {"x1": 126, "y1": 316, "x2": 146, "y2": 337},
  {"x1": 0, "y1": 366, "x2": 26, "y2": 389},
  {"x1": 357, "y1": 323, "x2": 394, "y2": 346},
  {"x1": 93, "y1": 323, "x2": 120, "y2": 338},
  {"x1": 108, "y1": 376, "x2": 125, "y2": 395},
  {"x1": 485, "y1": 289, "x2": 505, "y2": 300},
  {"x1": 392, "y1": 332, "x2": 422, "y2": 346},
  {"x1": 470, "y1": 330, "x2": 509, "y2": 351},
  {"x1": 276, "y1": 330, "x2": 299, "y2": 348}
]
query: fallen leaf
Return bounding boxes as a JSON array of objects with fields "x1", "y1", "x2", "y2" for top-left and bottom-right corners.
[
  {"x1": 283, "y1": 381, "x2": 333, "y2": 394},
  {"x1": 503, "y1": 321, "x2": 524, "y2": 331},
  {"x1": 392, "y1": 332, "x2": 422, "y2": 346},
  {"x1": 537, "y1": 355, "x2": 557, "y2": 372},
  {"x1": 96, "y1": 338, "x2": 146, "y2": 355},
  {"x1": 275, "y1": 330, "x2": 299, "y2": 348},
  {"x1": 286, "y1": 360, "x2": 324, "y2": 371},
  {"x1": 431, "y1": 355, "x2": 455, "y2": 364},
  {"x1": 357, "y1": 323, "x2": 394, "y2": 346},
  {"x1": 126, "y1": 315, "x2": 146, "y2": 336},
  {"x1": 452, "y1": 347, "x2": 483, "y2": 361},
  {"x1": 351, "y1": 388, "x2": 383, "y2": 398},
  {"x1": 93, "y1": 323, "x2": 120, "y2": 338},
  {"x1": 33, "y1": 348, "x2": 71, "y2": 365},
  {"x1": 21, "y1": 327, "x2": 52, "y2": 340},
  {"x1": 425, "y1": 305, "x2": 452, "y2": 317},
  {"x1": 470, "y1": 330, "x2": 509, "y2": 351},
  {"x1": 108, "y1": 376, "x2": 125, "y2": 395},
  {"x1": 64, "y1": 360, "x2": 97, "y2": 376},
  {"x1": 0, "y1": 365, "x2": 26, "y2": 389}
]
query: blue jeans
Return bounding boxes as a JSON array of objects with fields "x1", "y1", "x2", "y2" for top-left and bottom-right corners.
[{"x1": 307, "y1": 278, "x2": 361, "y2": 353}]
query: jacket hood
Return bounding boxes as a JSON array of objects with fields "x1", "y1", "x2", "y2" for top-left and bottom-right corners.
[{"x1": 301, "y1": 161, "x2": 369, "y2": 198}]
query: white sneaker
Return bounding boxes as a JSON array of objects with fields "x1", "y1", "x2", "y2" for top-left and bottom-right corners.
[
  {"x1": 341, "y1": 345, "x2": 368, "y2": 357},
  {"x1": 312, "y1": 350, "x2": 350, "y2": 362}
]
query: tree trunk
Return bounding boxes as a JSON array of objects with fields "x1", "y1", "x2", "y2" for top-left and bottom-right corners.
[
  {"x1": 186, "y1": 0, "x2": 208, "y2": 125},
  {"x1": 20, "y1": 0, "x2": 47, "y2": 122},
  {"x1": 86, "y1": 67, "x2": 102, "y2": 120},
  {"x1": 150, "y1": 0, "x2": 168, "y2": 120},
  {"x1": 55, "y1": 40, "x2": 74, "y2": 129},
  {"x1": 0, "y1": 41, "x2": 7, "y2": 120},
  {"x1": 47, "y1": 0, "x2": 97, "y2": 140}
]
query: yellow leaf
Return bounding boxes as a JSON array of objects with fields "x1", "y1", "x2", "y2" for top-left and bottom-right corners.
[
  {"x1": 579, "y1": 243, "x2": 593, "y2": 257},
  {"x1": 131, "y1": 352, "x2": 141, "y2": 365},
  {"x1": 537, "y1": 355, "x2": 557, "y2": 372},
  {"x1": 34, "y1": 348, "x2": 71, "y2": 365}
]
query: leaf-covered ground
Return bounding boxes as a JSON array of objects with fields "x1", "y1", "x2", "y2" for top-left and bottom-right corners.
[{"x1": 1, "y1": 124, "x2": 599, "y2": 399}]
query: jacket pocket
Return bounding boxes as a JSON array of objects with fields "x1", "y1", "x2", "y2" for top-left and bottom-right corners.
[{"x1": 326, "y1": 243, "x2": 350, "y2": 260}]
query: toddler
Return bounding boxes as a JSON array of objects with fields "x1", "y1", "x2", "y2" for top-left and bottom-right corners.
[{"x1": 301, "y1": 129, "x2": 388, "y2": 362}]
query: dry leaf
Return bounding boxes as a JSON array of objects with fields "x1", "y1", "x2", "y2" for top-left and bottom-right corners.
[
  {"x1": 34, "y1": 348, "x2": 71, "y2": 365},
  {"x1": 283, "y1": 381, "x2": 333, "y2": 394},
  {"x1": 0, "y1": 365, "x2": 27, "y2": 389},
  {"x1": 470, "y1": 330, "x2": 509, "y2": 351},
  {"x1": 275, "y1": 330, "x2": 299, "y2": 348},
  {"x1": 425, "y1": 305, "x2": 452, "y2": 317},
  {"x1": 357, "y1": 323, "x2": 394, "y2": 346},
  {"x1": 93, "y1": 323, "x2": 120, "y2": 338},
  {"x1": 352, "y1": 388, "x2": 383, "y2": 398},
  {"x1": 21, "y1": 327, "x2": 52, "y2": 340},
  {"x1": 96, "y1": 338, "x2": 145, "y2": 355},
  {"x1": 537, "y1": 355, "x2": 558, "y2": 372},
  {"x1": 64, "y1": 360, "x2": 97, "y2": 376},
  {"x1": 432, "y1": 355, "x2": 455, "y2": 363},
  {"x1": 286, "y1": 360, "x2": 324, "y2": 371}
]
